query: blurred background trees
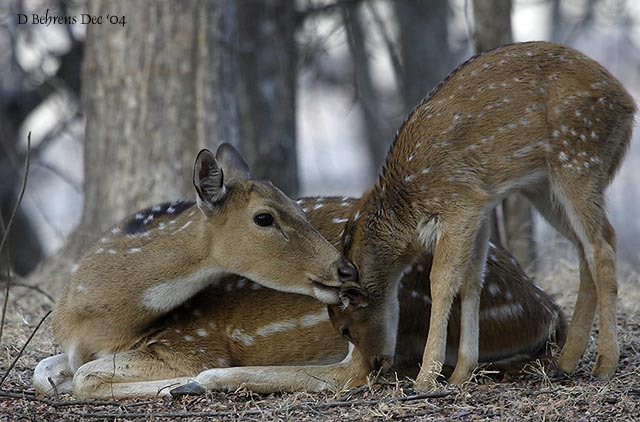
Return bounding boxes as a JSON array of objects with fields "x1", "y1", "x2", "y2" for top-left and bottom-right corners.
[{"x1": 0, "y1": 0, "x2": 639, "y2": 295}]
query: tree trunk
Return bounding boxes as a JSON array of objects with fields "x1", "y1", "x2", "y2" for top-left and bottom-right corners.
[
  {"x1": 236, "y1": 0, "x2": 299, "y2": 196},
  {"x1": 393, "y1": 0, "x2": 450, "y2": 112},
  {"x1": 341, "y1": 3, "x2": 392, "y2": 176},
  {"x1": 30, "y1": 0, "x2": 239, "y2": 295},
  {"x1": 472, "y1": 0, "x2": 536, "y2": 271},
  {"x1": 473, "y1": 0, "x2": 513, "y2": 53}
]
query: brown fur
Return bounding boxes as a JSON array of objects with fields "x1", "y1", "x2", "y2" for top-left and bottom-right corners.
[{"x1": 35, "y1": 196, "x2": 565, "y2": 398}]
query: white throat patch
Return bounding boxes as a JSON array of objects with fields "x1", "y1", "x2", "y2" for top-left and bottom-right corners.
[{"x1": 141, "y1": 268, "x2": 223, "y2": 312}]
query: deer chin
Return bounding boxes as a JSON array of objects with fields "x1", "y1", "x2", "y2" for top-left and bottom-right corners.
[{"x1": 311, "y1": 281, "x2": 341, "y2": 304}]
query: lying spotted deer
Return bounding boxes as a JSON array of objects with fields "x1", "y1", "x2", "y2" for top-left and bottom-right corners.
[
  {"x1": 34, "y1": 196, "x2": 565, "y2": 398},
  {"x1": 40, "y1": 143, "x2": 356, "y2": 381},
  {"x1": 329, "y1": 41, "x2": 634, "y2": 389}
]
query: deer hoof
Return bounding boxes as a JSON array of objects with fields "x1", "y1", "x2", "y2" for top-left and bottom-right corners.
[{"x1": 170, "y1": 382, "x2": 206, "y2": 397}]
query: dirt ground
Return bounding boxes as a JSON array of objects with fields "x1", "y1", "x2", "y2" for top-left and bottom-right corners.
[{"x1": 1, "y1": 264, "x2": 639, "y2": 421}]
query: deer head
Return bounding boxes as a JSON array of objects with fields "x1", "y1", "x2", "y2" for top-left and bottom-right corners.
[{"x1": 191, "y1": 143, "x2": 357, "y2": 302}]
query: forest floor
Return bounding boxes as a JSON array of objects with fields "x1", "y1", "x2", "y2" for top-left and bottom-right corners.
[{"x1": 1, "y1": 264, "x2": 639, "y2": 421}]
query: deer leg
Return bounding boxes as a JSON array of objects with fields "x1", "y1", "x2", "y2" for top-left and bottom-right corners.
[
  {"x1": 523, "y1": 185, "x2": 597, "y2": 375},
  {"x1": 416, "y1": 217, "x2": 483, "y2": 390},
  {"x1": 171, "y1": 343, "x2": 369, "y2": 395},
  {"x1": 550, "y1": 182, "x2": 618, "y2": 379},
  {"x1": 33, "y1": 353, "x2": 74, "y2": 396},
  {"x1": 556, "y1": 247, "x2": 598, "y2": 375},
  {"x1": 449, "y1": 224, "x2": 490, "y2": 384},
  {"x1": 71, "y1": 349, "x2": 194, "y2": 399}
]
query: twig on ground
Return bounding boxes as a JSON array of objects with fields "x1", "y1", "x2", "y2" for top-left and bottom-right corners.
[
  {"x1": 0, "y1": 310, "x2": 51, "y2": 388},
  {"x1": 0, "y1": 390, "x2": 155, "y2": 408},
  {"x1": 47, "y1": 377, "x2": 60, "y2": 401}
]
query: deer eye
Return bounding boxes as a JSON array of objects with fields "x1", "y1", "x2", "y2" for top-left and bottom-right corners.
[{"x1": 254, "y1": 213, "x2": 274, "y2": 227}]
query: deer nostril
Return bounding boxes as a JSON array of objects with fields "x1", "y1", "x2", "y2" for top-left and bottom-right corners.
[{"x1": 337, "y1": 260, "x2": 358, "y2": 283}]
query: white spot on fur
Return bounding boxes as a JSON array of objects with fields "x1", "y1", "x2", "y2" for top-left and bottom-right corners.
[
  {"x1": 128, "y1": 247, "x2": 141, "y2": 253},
  {"x1": 256, "y1": 319, "x2": 298, "y2": 337},
  {"x1": 71, "y1": 264, "x2": 79, "y2": 274},
  {"x1": 174, "y1": 220, "x2": 192, "y2": 234},
  {"x1": 196, "y1": 328, "x2": 208, "y2": 337},
  {"x1": 230, "y1": 328, "x2": 255, "y2": 346},
  {"x1": 487, "y1": 284, "x2": 501, "y2": 297},
  {"x1": 184, "y1": 335, "x2": 194, "y2": 342},
  {"x1": 559, "y1": 152, "x2": 569, "y2": 162},
  {"x1": 481, "y1": 303, "x2": 524, "y2": 320},
  {"x1": 332, "y1": 218, "x2": 348, "y2": 224},
  {"x1": 299, "y1": 311, "x2": 329, "y2": 328}
]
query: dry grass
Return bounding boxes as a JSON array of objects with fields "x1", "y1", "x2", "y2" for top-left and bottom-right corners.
[{"x1": 1, "y1": 263, "x2": 639, "y2": 421}]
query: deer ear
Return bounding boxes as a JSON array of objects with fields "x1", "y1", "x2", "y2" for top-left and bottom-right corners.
[
  {"x1": 193, "y1": 149, "x2": 226, "y2": 212},
  {"x1": 216, "y1": 143, "x2": 250, "y2": 183},
  {"x1": 339, "y1": 283, "x2": 369, "y2": 308}
]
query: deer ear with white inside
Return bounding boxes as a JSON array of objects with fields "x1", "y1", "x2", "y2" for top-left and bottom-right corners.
[
  {"x1": 193, "y1": 149, "x2": 226, "y2": 213},
  {"x1": 216, "y1": 143, "x2": 250, "y2": 183}
]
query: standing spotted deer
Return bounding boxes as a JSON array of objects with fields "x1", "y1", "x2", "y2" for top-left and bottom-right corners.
[
  {"x1": 35, "y1": 196, "x2": 565, "y2": 398},
  {"x1": 328, "y1": 41, "x2": 634, "y2": 389},
  {"x1": 46, "y1": 143, "x2": 356, "y2": 378}
]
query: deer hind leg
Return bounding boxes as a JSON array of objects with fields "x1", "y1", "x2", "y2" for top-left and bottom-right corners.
[
  {"x1": 548, "y1": 178, "x2": 618, "y2": 379},
  {"x1": 416, "y1": 213, "x2": 486, "y2": 389},
  {"x1": 523, "y1": 183, "x2": 596, "y2": 376},
  {"x1": 72, "y1": 349, "x2": 193, "y2": 399},
  {"x1": 33, "y1": 353, "x2": 74, "y2": 396},
  {"x1": 449, "y1": 224, "x2": 490, "y2": 384}
]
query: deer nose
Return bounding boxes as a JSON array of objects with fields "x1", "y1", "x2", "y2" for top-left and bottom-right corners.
[{"x1": 337, "y1": 258, "x2": 358, "y2": 283}]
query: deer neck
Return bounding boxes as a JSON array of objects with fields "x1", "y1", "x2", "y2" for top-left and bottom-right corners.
[{"x1": 76, "y1": 202, "x2": 232, "y2": 315}]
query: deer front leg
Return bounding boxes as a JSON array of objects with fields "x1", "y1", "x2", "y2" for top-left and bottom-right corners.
[
  {"x1": 449, "y1": 225, "x2": 489, "y2": 384},
  {"x1": 33, "y1": 353, "x2": 74, "y2": 396},
  {"x1": 171, "y1": 343, "x2": 370, "y2": 395},
  {"x1": 415, "y1": 220, "x2": 483, "y2": 390},
  {"x1": 71, "y1": 350, "x2": 193, "y2": 399}
]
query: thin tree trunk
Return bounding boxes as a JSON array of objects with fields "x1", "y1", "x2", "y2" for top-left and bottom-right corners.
[
  {"x1": 342, "y1": 2, "x2": 391, "y2": 175},
  {"x1": 473, "y1": 0, "x2": 536, "y2": 271},
  {"x1": 236, "y1": 0, "x2": 299, "y2": 196},
  {"x1": 393, "y1": 0, "x2": 450, "y2": 112},
  {"x1": 30, "y1": 0, "x2": 238, "y2": 295},
  {"x1": 473, "y1": 0, "x2": 513, "y2": 53}
]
